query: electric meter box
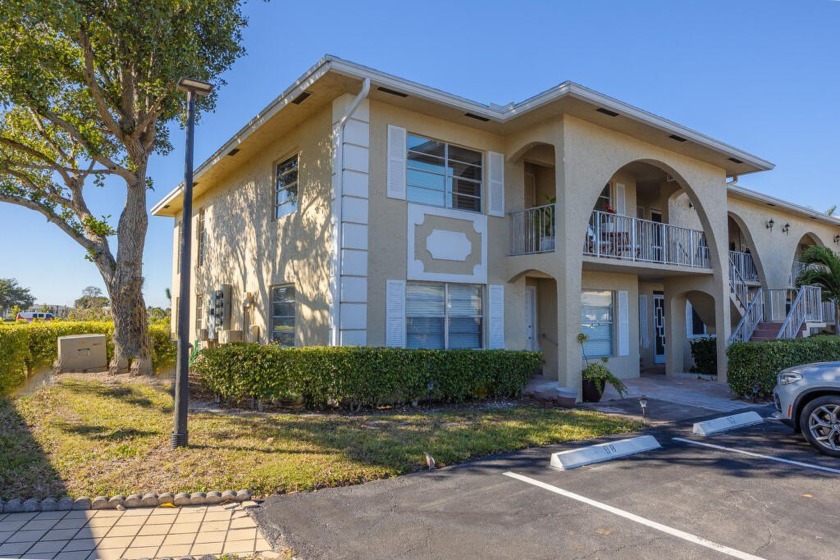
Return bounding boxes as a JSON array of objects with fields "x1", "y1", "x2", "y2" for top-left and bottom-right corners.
[{"x1": 57, "y1": 334, "x2": 108, "y2": 372}]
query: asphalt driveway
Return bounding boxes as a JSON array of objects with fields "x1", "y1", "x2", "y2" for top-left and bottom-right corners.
[{"x1": 254, "y1": 407, "x2": 840, "y2": 559}]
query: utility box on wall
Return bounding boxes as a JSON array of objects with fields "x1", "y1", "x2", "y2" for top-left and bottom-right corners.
[{"x1": 57, "y1": 334, "x2": 108, "y2": 372}]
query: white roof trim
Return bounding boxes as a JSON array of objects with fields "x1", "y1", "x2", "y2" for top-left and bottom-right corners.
[{"x1": 153, "y1": 55, "x2": 774, "y2": 215}]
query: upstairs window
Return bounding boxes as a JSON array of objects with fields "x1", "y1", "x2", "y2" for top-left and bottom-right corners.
[
  {"x1": 594, "y1": 184, "x2": 612, "y2": 213},
  {"x1": 274, "y1": 155, "x2": 299, "y2": 219},
  {"x1": 406, "y1": 134, "x2": 482, "y2": 212}
]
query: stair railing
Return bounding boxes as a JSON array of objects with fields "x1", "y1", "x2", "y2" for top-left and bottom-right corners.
[
  {"x1": 777, "y1": 285, "x2": 823, "y2": 339},
  {"x1": 728, "y1": 287, "x2": 764, "y2": 345},
  {"x1": 728, "y1": 254, "x2": 750, "y2": 312}
]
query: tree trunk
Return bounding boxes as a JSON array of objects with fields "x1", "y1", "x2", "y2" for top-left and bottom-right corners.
[{"x1": 107, "y1": 168, "x2": 152, "y2": 375}]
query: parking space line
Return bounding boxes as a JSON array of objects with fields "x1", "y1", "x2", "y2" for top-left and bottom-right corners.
[
  {"x1": 503, "y1": 472, "x2": 765, "y2": 560},
  {"x1": 672, "y1": 438, "x2": 840, "y2": 475}
]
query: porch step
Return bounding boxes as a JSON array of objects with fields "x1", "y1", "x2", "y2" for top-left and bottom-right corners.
[
  {"x1": 749, "y1": 322, "x2": 783, "y2": 342},
  {"x1": 749, "y1": 321, "x2": 809, "y2": 341}
]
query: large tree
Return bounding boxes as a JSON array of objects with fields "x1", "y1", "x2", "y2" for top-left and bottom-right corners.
[
  {"x1": 0, "y1": 0, "x2": 247, "y2": 373},
  {"x1": 74, "y1": 285, "x2": 110, "y2": 310},
  {"x1": 0, "y1": 278, "x2": 35, "y2": 315}
]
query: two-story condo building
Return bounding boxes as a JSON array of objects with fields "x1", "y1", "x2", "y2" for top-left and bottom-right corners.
[{"x1": 153, "y1": 56, "x2": 840, "y2": 393}]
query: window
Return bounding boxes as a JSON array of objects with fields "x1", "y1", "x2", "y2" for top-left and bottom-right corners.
[
  {"x1": 406, "y1": 134, "x2": 482, "y2": 212},
  {"x1": 195, "y1": 293, "x2": 203, "y2": 335},
  {"x1": 270, "y1": 285, "x2": 296, "y2": 346},
  {"x1": 594, "y1": 184, "x2": 612, "y2": 212},
  {"x1": 406, "y1": 282, "x2": 482, "y2": 349},
  {"x1": 581, "y1": 290, "x2": 613, "y2": 357},
  {"x1": 274, "y1": 155, "x2": 299, "y2": 219},
  {"x1": 197, "y1": 209, "x2": 206, "y2": 267},
  {"x1": 686, "y1": 302, "x2": 708, "y2": 338}
]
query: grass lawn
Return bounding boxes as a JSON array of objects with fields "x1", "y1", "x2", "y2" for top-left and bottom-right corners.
[{"x1": 0, "y1": 374, "x2": 639, "y2": 499}]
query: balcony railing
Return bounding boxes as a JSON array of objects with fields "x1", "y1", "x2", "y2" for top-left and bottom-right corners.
[
  {"x1": 729, "y1": 251, "x2": 759, "y2": 283},
  {"x1": 582, "y1": 210, "x2": 710, "y2": 268},
  {"x1": 510, "y1": 204, "x2": 556, "y2": 255}
]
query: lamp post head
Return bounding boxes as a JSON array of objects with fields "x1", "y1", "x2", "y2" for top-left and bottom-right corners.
[{"x1": 177, "y1": 77, "x2": 214, "y2": 96}]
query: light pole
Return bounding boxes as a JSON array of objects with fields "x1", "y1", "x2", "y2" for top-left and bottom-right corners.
[{"x1": 172, "y1": 77, "x2": 213, "y2": 449}]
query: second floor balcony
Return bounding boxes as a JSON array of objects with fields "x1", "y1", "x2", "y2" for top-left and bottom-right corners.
[{"x1": 510, "y1": 207, "x2": 712, "y2": 269}]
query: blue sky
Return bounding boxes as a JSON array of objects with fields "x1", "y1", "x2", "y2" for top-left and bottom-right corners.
[{"x1": 2, "y1": 0, "x2": 839, "y2": 308}]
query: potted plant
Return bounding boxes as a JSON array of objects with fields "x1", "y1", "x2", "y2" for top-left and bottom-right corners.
[{"x1": 577, "y1": 333, "x2": 627, "y2": 402}]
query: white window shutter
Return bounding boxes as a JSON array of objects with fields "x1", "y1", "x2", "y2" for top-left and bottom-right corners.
[
  {"x1": 488, "y1": 151, "x2": 504, "y2": 217},
  {"x1": 385, "y1": 279, "x2": 406, "y2": 347},
  {"x1": 617, "y1": 290, "x2": 630, "y2": 356},
  {"x1": 614, "y1": 183, "x2": 626, "y2": 216},
  {"x1": 639, "y1": 295, "x2": 649, "y2": 349},
  {"x1": 488, "y1": 284, "x2": 505, "y2": 349},
  {"x1": 387, "y1": 125, "x2": 406, "y2": 200}
]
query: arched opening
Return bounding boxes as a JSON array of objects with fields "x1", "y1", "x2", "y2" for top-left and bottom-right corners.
[
  {"x1": 582, "y1": 161, "x2": 713, "y2": 270},
  {"x1": 792, "y1": 233, "x2": 823, "y2": 287},
  {"x1": 510, "y1": 143, "x2": 556, "y2": 254},
  {"x1": 576, "y1": 159, "x2": 722, "y2": 381}
]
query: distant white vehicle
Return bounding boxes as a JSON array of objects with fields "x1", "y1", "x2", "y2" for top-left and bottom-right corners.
[{"x1": 16, "y1": 311, "x2": 56, "y2": 322}]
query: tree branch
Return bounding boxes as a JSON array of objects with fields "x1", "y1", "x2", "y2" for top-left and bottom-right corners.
[
  {"x1": 0, "y1": 137, "x2": 72, "y2": 184},
  {"x1": 78, "y1": 26, "x2": 124, "y2": 141},
  {"x1": 0, "y1": 192, "x2": 93, "y2": 251}
]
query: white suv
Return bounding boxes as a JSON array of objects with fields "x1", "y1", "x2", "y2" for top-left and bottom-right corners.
[{"x1": 773, "y1": 362, "x2": 840, "y2": 457}]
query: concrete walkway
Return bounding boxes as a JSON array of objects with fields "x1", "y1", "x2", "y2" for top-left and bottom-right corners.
[
  {"x1": 599, "y1": 373, "x2": 761, "y2": 413},
  {"x1": 0, "y1": 504, "x2": 272, "y2": 559},
  {"x1": 526, "y1": 373, "x2": 764, "y2": 424}
]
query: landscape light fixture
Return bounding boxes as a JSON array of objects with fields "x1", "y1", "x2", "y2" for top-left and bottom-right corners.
[
  {"x1": 766, "y1": 219, "x2": 775, "y2": 232},
  {"x1": 782, "y1": 223, "x2": 790, "y2": 235},
  {"x1": 172, "y1": 77, "x2": 214, "y2": 450},
  {"x1": 639, "y1": 396, "x2": 648, "y2": 424}
]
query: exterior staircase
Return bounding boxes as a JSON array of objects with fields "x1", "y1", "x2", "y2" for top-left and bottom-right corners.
[{"x1": 727, "y1": 253, "x2": 824, "y2": 344}]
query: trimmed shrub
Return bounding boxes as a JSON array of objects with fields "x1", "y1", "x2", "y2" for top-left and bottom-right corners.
[
  {"x1": 689, "y1": 336, "x2": 717, "y2": 376},
  {"x1": 727, "y1": 335, "x2": 840, "y2": 397},
  {"x1": 192, "y1": 344, "x2": 543, "y2": 409},
  {"x1": 0, "y1": 328, "x2": 29, "y2": 396},
  {"x1": 0, "y1": 322, "x2": 176, "y2": 396}
]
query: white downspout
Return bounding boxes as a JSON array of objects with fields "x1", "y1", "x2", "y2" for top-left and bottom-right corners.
[{"x1": 332, "y1": 78, "x2": 370, "y2": 346}]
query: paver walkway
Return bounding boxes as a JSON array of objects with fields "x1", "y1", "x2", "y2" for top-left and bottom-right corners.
[
  {"x1": 0, "y1": 504, "x2": 272, "y2": 559},
  {"x1": 599, "y1": 373, "x2": 763, "y2": 412}
]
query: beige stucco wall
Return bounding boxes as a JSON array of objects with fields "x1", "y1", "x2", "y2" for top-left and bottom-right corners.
[
  {"x1": 171, "y1": 105, "x2": 334, "y2": 346},
  {"x1": 727, "y1": 195, "x2": 839, "y2": 290},
  {"x1": 366, "y1": 99, "x2": 506, "y2": 347}
]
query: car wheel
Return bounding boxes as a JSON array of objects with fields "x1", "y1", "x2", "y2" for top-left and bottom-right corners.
[{"x1": 800, "y1": 396, "x2": 840, "y2": 457}]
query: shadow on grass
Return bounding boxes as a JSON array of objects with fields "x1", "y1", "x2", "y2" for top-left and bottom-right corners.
[
  {"x1": 57, "y1": 422, "x2": 157, "y2": 441},
  {"x1": 0, "y1": 397, "x2": 67, "y2": 500},
  {"x1": 59, "y1": 378, "x2": 156, "y2": 409}
]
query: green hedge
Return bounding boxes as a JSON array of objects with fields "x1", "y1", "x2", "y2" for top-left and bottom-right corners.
[
  {"x1": 193, "y1": 344, "x2": 543, "y2": 409},
  {"x1": 0, "y1": 322, "x2": 176, "y2": 396},
  {"x1": 727, "y1": 335, "x2": 840, "y2": 397},
  {"x1": 689, "y1": 337, "x2": 717, "y2": 376}
]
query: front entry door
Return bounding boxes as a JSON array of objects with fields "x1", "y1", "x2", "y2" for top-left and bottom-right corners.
[
  {"x1": 653, "y1": 292, "x2": 666, "y2": 364},
  {"x1": 525, "y1": 286, "x2": 539, "y2": 351}
]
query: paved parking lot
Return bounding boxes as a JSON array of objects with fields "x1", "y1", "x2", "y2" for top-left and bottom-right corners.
[{"x1": 256, "y1": 408, "x2": 840, "y2": 560}]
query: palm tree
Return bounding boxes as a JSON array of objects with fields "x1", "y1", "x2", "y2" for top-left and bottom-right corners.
[{"x1": 796, "y1": 246, "x2": 840, "y2": 334}]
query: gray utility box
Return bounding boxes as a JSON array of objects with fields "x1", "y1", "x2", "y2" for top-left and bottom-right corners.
[{"x1": 57, "y1": 334, "x2": 108, "y2": 372}]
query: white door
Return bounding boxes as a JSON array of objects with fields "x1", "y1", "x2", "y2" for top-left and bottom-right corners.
[
  {"x1": 653, "y1": 293, "x2": 666, "y2": 364},
  {"x1": 525, "y1": 287, "x2": 539, "y2": 351}
]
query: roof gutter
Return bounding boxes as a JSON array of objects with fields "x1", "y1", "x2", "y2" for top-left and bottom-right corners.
[{"x1": 331, "y1": 77, "x2": 370, "y2": 346}]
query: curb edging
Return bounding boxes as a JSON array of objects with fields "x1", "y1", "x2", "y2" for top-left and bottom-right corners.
[{"x1": 0, "y1": 490, "x2": 254, "y2": 513}]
